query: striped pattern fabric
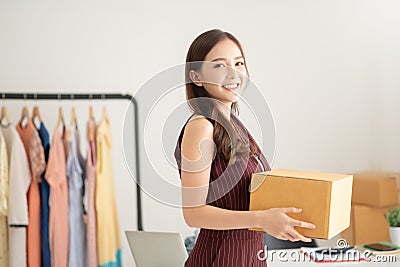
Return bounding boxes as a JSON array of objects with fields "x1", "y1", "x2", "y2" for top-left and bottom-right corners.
[
  {"x1": 186, "y1": 234, "x2": 265, "y2": 266},
  {"x1": 174, "y1": 113, "x2": 270, "y2": 267},
  {"x1": 28, "y1": 131, "x2": 46, "y2": 183}
]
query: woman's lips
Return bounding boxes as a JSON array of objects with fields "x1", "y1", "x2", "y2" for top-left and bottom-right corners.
[{"x1": 222, "y1": 83, "x2": 240, "y2": 90}]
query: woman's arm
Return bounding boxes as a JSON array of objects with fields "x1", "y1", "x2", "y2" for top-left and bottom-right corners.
[{"x1": 180, "y1": 117, "x2": 315, "y2": 242}]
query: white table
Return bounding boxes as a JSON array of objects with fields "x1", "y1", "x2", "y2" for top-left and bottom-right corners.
[{"x1": 264, "y1": 249, "x2": 400, "y2": 266}]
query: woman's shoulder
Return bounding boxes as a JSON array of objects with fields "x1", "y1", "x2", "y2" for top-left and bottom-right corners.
[
  {"x1": 184, "y1": 114, "x2": 214, "y2": 138},
  {"x1": 177, "y1": 114, "x2": 214, "y2": 144},
  {"x1": 175, "y1": 114, "x2": 214, "y2": 161},
  {"x1": 187, "y1": 114, "x2": 214, "y2": 125}
]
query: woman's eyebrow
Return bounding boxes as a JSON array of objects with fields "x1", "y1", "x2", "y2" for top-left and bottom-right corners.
[{"x1": 211, "y1": 56, "x2": 243, "y2": 62}]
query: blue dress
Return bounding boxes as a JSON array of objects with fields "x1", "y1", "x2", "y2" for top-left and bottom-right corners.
[
  {"x1": 37, "y1": 122, "x2": 51, "y2": 267},
  {"x1": 67, "y1": 127, "x2": 87, "y2": 267}
]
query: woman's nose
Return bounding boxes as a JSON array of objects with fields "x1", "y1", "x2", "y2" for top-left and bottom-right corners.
[{"x1": 226, "y1": 64, "x2": 239, "y2": 78}]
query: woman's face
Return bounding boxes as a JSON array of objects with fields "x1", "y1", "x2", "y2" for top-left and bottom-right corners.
[{"x1": 190, "y1": 38, "x2": 248, "y2": 107}]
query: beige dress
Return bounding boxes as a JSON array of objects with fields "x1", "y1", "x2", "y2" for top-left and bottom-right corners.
[
  {"x1": 0, "y1": 131, "x2": 8, "y2": 267},
  {"x1": 1, "y1": 124, "x2": 32, "y2": 267}
]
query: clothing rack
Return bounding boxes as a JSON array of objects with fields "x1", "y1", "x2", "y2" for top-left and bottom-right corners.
[{"x1": 1, "y1": 92, "x2": 143, "y2": 231}]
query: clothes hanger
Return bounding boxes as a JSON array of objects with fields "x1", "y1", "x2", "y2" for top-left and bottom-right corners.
[
  {"x1": 102, "y1": 106, "x2": 109, "y2": 125},
  {"x1": 19, "y1": 93, "x2": 30, "y2": 124},
  {"x1": 70, "y1": 106, "x2": 77, "y2": 126},
  {"x1": 56, "y1": 106, "x2": 65, "y2": 128},
  {"x1": 32, "y1": 93, "x2": 42, "y2": 128},
  {"x1": 88, "y1": 105, "x2": 95, "y2": 141},
  {"x1": 0, "y1": 93, "x2": 11, "y2": 126},
  {"x1": 32, "y1": 106, "x2": 42, "y2": 122},
  {"x1": 66, "y1": 106, "x2": 77, "y2": 141},
  {"x1": 56, "y1": 93, "x2": 65, "y2": 130},
  {"x1": 0, "y1": 106, "x2": 11, "y2": 126},
  {"x1": 100, "y1": 94, "x2": 109, "y2": 125},
  {"x1": 20, "y1": 106, "x2": 30, "y2": 120},
  {"x1": 19, "y1": 106, "x2": 30, "y2": 127},
  {"x1": 89, "y1": 105, "x2": 94, "y2": 120}
]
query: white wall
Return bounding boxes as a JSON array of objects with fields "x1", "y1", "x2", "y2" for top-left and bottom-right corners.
[{"x1": 1, "y1": 0, "x2": 399, "y2": 264}]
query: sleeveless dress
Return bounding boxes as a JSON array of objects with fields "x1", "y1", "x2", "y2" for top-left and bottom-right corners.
[{"x1": 174, "y1": 113, "x2": 270, "y2": 267}]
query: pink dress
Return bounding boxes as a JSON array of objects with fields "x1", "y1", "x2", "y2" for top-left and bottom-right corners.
[
  {"x1": 85, "y1": 119, "x2": 98, "y2": 267},
  {"x1": 45, "y1": 128, "x2": 69, "y2": 267}
]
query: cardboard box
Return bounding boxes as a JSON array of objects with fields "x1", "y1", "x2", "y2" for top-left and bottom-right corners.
[
  {"x1": 249, "y1": 169, "x2": 353, "y2": 239},
  {"x1": 397, "y1": 190, "x2": 400, "y2": 204},
  {"x1": 340, "y1": 211, "x2": 354, "y2": 246},
  {"x1": 352, "y1": 171, "x2": 399, "y2": 207},
  {"x1": 340, "y1": 204, "x2": 398, "y2": 245}
]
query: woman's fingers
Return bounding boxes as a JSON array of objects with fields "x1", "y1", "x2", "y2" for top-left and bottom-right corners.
[
  {"x1": 265, "y1": 208, "x2": 316, "y2": 242},
  {"x1": 276, "y1": 233, "x2": 289, "y2": 241},
  {"x1": 285, "y1": 232, "x2": 299, "y2": 242},
  {"x1": 291, "y1": 219, "x2": 316, "y2": 229},
  {"x1": 288, "y1": 228, "x2": 312, "y2": 242},
  {"x1": 289, "y1": 219, "x2": 315, "y2": 242},
  {"x1": 278, "y1": 207, "x2": 316, "y2": 229},
  {"x1": 274, "y1": 229, "x2": 310, "y2": 242},
  {"x1": 279, "y1": 207, "x2": 302, "y2": 214}
]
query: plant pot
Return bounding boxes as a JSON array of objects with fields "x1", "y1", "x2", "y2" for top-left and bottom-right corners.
[{"x1": 389, "y1": 227, "x2": 400, "y2": 246}]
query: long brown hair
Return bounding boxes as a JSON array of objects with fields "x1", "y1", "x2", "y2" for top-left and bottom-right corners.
[{"x1": 185, "y1": 29, "x2": 256, "y2": 164}]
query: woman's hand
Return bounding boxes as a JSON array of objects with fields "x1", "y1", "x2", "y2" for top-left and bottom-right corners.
[{"x1": 256, "y1": 207, "x2": 316, "y2": 242}]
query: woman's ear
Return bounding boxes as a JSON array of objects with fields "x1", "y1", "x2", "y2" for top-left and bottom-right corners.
[{"x1": 189, "y1": 70, "x2": 203, "y2": 87}]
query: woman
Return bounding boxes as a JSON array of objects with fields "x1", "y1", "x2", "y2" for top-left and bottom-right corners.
[{"x1": 174, "y1": 29, "x2": 315, "y2": 267}]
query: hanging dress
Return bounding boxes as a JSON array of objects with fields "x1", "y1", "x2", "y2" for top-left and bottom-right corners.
[
  {"x1": 1, "y1": 124, "x2": 31, "y2": 267},
  {"x1": 45, "y1": 127, "x2": 69, "y2": 267},
  {"x1": 0, "y1": 131, "x2": 8, "y2": 267},
  {"x1": 95, "y1": 118, "x2": 122, "y2": 267},
  {"x1": 174, "y1": 113, "x2": 271, "y2": 267},
  {"x1": 67, "y1": 126, "x2": 87, "y2": 267},
  {"x1": 85, "y1": 118, "x2": 98, "y2": 267},
  {"x1": 16, "y1": 120, "x2": 46, "y2": 267},
  {"x1": 36, "y1": 122, "x2": 51, "y2": 267}
]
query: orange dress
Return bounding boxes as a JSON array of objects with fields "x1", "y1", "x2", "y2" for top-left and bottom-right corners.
[{"x1": 16, "y1": 120, "x2": 46, "y2": 267}]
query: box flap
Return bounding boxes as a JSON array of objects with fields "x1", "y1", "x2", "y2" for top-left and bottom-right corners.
[{"x1": 256, "y1": 169, "x2": 352, "y2": 182}]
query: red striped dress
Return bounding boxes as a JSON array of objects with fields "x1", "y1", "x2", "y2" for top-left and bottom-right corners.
[{"x1": 174, "y1": 113, "x2": 270, "y2": 267}]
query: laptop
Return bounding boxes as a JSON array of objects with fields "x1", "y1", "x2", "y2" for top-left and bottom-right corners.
[{"x1": 125, "y1": 231, "x2": 188, "y2": 267}]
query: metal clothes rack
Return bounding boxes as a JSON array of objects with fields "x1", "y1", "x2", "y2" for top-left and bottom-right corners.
[{"x1": 1, "y1": 92, "x2": 143, "y2": 231}]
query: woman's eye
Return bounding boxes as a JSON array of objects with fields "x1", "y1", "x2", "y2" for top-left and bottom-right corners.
[
  {"x1": 214, "y1": 63, "x2": 225, "y2": 68},
  {"x1": 236, "y1": 61, "x2": 244, "y2": 66}
]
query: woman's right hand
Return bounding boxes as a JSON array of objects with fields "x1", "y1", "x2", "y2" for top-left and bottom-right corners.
[{"x1": 256, "y1": 207, "x2": 316, "y2": 242}]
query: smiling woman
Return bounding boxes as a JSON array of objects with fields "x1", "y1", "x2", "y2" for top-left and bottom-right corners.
[
  {"x1": 192, "y1": 39, "x2": 247, "y2": 107},
  {"x1": 174, "y1": 29, "x2": 316, "y2": 267},
  {"x1": 184, "y1": 32, "x2": 252, "y2": 164}
]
